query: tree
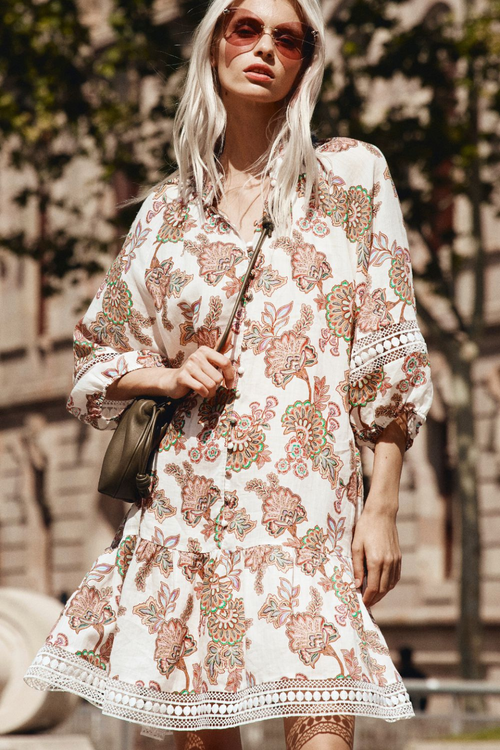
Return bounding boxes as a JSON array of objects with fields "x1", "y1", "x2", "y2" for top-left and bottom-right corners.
[
  {"x1": 0, "y1": 0, "x2": 192, "y2": 307},
  {"x1": 316, "y1": 0, "x2": 500, "y2": 682}
]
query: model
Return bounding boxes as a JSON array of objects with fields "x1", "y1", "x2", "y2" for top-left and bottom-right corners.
[{"x1": 25, "y1": 1, "x2": 434, "y2": 748}]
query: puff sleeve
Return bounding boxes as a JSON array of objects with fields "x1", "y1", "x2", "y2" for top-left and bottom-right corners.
[
  {"x1": 348, "y1": 151, "x2": 434, "y2": 452},
  {"x1": 66, "y1": 194, "x2": 168, "y2": 430}
]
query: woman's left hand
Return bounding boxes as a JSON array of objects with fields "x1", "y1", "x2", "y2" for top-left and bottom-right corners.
[{"x1": 351, "y1": 502, "x2": 402, "y2": 607}]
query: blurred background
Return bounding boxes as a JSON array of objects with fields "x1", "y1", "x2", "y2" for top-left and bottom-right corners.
[{"x1": 0, "y1": 0, "x2": 499, "y2": 748}]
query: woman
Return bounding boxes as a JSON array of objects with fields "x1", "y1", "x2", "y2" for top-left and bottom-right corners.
[{"x1": 25, "y1": 0, "x2": 434, "y2": 748}]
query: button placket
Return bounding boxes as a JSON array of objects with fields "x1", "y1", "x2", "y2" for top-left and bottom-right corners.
[{"x1": 219, "y1": 222, "x2": 263, "y2": 537}]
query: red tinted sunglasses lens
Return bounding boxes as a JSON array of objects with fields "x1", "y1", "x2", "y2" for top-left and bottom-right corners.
[
  {"x1": 273, "y1": 26, "x2": 306, "y2": 60},
  {"x1": 223, "y1": 10, "x2": 261, "y2": 46}
]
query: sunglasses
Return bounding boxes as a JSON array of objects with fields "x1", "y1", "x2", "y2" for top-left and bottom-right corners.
[{"x1": 220, "y1": 7, "x2": 318, "y2": 62}]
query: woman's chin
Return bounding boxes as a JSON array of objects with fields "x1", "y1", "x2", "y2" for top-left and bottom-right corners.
[{"x1": 222, "y1": 86, "x2": 285, "y2": 110}]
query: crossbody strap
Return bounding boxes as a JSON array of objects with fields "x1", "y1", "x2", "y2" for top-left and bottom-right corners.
[{"x1": 216, "y1": 215, "x2": 274, "y2": 354}]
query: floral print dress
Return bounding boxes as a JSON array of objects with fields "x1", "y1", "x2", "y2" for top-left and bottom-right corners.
[{"x1": 25, "y1": 137, "x2": 433, "y2": 733}]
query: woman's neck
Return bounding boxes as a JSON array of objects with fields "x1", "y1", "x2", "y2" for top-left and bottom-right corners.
[{"x1": 220, "y1": 100, "x2": 282, "y2": 181}]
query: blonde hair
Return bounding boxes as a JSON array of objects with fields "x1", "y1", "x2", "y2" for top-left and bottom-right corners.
[{"x1": 173, "y1": 0, "x2": 326, "y2": 234}]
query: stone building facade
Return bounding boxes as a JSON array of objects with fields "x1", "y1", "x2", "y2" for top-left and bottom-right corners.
[{"x1": 0, "y1": 0, "x2": 499, "y2": 716}]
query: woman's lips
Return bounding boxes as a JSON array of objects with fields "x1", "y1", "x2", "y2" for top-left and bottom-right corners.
[{"x1": 244, "y1": 66, "x2": 274, "y2": 82}]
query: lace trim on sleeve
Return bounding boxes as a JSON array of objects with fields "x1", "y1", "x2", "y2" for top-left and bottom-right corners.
[
  {"x1": 349, "y1": 320, "x2": 427, "y2": 383},
  {"x1": 74, "y1": 353, "x2": 117, "y2": 385}
]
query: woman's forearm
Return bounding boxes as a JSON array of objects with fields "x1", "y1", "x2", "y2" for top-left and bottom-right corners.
[
  {"x1": 363, "y1": 419, "x2": 406, "y2": 518},
  {"x1": 105, "y1": 367, "x2": 172, "y2": 401}
]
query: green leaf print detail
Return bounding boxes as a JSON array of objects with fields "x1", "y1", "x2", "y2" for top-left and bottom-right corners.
[
  {"x1": 115, "y1": 535, "x2": 136, "y2": 579},
  {"x1": 76, "y1": 649, "x2": 107, "y2": 670}
]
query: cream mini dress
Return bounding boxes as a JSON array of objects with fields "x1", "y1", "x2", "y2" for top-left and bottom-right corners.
[{"x1": 25, "y1": 137, "x2": 433, "y2": 733}]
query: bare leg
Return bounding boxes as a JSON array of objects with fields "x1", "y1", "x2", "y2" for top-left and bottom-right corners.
[
  {"x1": 173, "y1": 727, "x2": 243, "y2": 750},
  {"x1": 284, "y1": 715, "x2": 355, "y2": 750}
]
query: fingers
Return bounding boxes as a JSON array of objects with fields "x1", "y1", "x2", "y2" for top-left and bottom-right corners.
[
  {"x1": 351, "y1": 539, "x2": 365, "y2": 592},
  {"x1": 215, "y1": 332, "x2": 236, "y2": 389},
  {"x1": 182, "y1": 344, "x2": 236, "y2": 398},
  {"x1": 362, "y1": 554, "x2": 401, "y2": 607},
  {"x1": 362, "y1": 558, "x2": 382, "y2": 607}
]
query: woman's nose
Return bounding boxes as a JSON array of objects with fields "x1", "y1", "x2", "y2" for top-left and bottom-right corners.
[{"x1": 253, "y1": 30, "x2": 275, "y2": 58}]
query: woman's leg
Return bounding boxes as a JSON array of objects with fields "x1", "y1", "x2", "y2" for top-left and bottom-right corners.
[
  {"x1": 284, "y1": 715, "x2": 355, "y2": 750},
  {"x1": 172, "y1": 727, "x2": 243, "y2": 750}
]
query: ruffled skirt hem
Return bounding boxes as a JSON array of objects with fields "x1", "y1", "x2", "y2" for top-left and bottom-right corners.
[{"x1": 25, "y1": 644, "x2": 414, "y2": 734}]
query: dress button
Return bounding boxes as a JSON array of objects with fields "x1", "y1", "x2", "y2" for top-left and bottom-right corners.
[
  {"x1": 227, "y1": 441, "x2": 234, "y2": 450},
  {"x1": 225, "y1": 469, "x2": 232, "y2": 478},
  {"x1": 220, "y1": 519, "x2": 229, "y2": 528},
  {"x1": 237, "y1": 366, "x2": 244, "y2": 375},
  {"x1": 245, "y1": 291, "x2": 254, "y2": 302},
  {"x1": 241, "y1": 342, "x2": 248, "y2": 351},
  {"x1": 234, "y1": 390, "x2": 241, "y2": 399},
  {"x1": 228, "y1": 414, "x2": 238, "y2": 424}
]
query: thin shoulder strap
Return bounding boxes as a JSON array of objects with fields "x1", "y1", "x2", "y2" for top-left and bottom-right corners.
[{"x1": 216, "y1": 216, "x2": 274, "y2": 354}]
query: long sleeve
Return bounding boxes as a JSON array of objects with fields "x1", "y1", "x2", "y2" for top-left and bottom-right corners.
[
  {"x1": 348, "y1": 150, "x2": 434, "y2": 452},
  {"x1": 66, "y1": 194, "x2": 168, "y2": 430}
]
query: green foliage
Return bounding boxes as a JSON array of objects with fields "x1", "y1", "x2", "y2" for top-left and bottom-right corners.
[{"x1": 0, "y1": 0, "x2": 195, "y2": 293}]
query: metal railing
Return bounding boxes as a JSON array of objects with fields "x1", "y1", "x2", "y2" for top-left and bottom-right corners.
[{"x1": 404, "y1": 679, "x2": 500, "y2": 735}]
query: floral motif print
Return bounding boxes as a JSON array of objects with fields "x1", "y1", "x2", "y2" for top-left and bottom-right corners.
[
  {"x1": 223, "y1": 397, "x2": 278, "y2": 473},
  {"x1": 264, "y1": 329, "x2": 318, "y2": 390},
  {"x1": 165, "y1": 461, "x2": 221, "y2": 527},
  {"x1": 133, "y1": 583, "x2": 197, "y2": 688},
  {"x1": 259, "y1": 579, "x2": 343, "y2": 672},
  {"x1": 344, "y1": 186, "x2": 373, "y2": 243},
  {"x1": 286, "y1": 612, "x2": 341, "y2": 668},
  {"x1": 356, "y1": 282, "x2": 396, "y2": 332},
  {"x1": 277, "y1": 397, "x2": 344, "y2": 489},
  {"x1": 66, "y1": 585, "x2": 116, "y2": 651},
  {"x1": 273, "y1": 230, "x2": 333, "y2": 294},
  {"x1": 116, "y1": 535, "x2": 136, "y2": 579},
  {"x1": 154, "y1": 198, "x2": 197, "y2": 248},
  {"x1": 294, "y1": 526, "x2": 331, "y2": 576},
  {"x1": 245, "y1": 473, "x2": 307, "y2": 538},
  {"x1": 25, "y1": 138, "x2": 433, "y2": 730},
  {"x1": 400, "y1": 352, "x2": 429, "y2": 390},
  {"x1": 145, "y1": 472, "x2": 176, "y2": 522},
  {"x1": 154, "y1": 618, "x2": 197, "y2": 677},
  {"x1": 184, "y1": 235, "x2": 247, "y2": 286},
  {"x1": 102, "y1": 279, "x2": 132, "y2": 325},
  {"x1": 325, "y1": 281, "x2": 356, "y2": 342},
  {"x1": 370, "y1": 232, "x2": 415, "y2": 309}
]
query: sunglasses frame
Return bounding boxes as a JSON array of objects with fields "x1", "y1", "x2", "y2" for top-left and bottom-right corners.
[{"x1": 220, "y1": 6, "x2": 318, "y2": 62}]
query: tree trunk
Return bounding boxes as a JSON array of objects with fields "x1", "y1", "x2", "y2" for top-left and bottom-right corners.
[{"x1": 450, "y1": 348, "x2": 483, "y2": 684}]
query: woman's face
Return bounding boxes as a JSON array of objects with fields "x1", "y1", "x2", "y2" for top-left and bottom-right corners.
[{"x1": 212, "y1": 0, "x2": 307, "y2": 110}]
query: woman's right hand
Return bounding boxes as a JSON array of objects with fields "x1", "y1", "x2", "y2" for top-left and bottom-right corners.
[
  {"x1": 105, "y1": 333, "x2": 236, "y2": 402},
  {"x1": 160, "y1": 343, "x2": 236, "y2": 400}
]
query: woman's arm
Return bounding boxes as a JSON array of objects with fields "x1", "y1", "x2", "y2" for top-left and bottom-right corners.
[
  {"x1": 105, "y1": 343, "x2": 236, "y2": 401},
  {"x1": 351, "y1": 418, "x2": 406, "y2": 607}
]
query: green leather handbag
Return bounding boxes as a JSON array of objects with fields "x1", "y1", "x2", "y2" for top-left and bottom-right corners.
[{"x1": 97, "y1": 216, "x2": 274, "y2": 503}]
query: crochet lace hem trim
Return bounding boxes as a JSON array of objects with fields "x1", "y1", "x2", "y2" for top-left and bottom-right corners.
[{"x1": 25, "y1": 644, "x2": 415, "y2": 732}]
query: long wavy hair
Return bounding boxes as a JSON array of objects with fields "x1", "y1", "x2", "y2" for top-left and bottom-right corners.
[{"x1": 173, "y1": 0, "x2": 326, "y2": 234}]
